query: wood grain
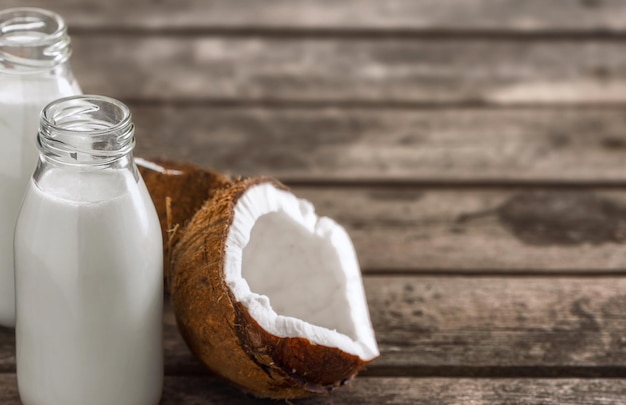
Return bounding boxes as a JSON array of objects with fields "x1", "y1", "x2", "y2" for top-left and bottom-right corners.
[
  {"x1": 0, "y1": 376, "x2": 17, "y2": 405},
  {"x1": 160, "y1": 377, "x2": 626, "y2": 405},
  {"x1": 3, "y1": 277, "x2": 625, "y2": 375},
  {"x1": 4, "y1": 0, "x2": 626, "y2": 33},
  {"x1": 0, "y1": 328, "x2": 13, "y2": 374},
  {"x1": 70, "y1": 37, "x2": 626, "y2": 105},
  {"x1": 368, "y1": 276, "x2": 626, "y2": 369},
  {"x1": 3, "y1": 0, "x2": 624, "y2": 402},
  {"x1": 164, "y1": 276, "x2": 626, "y2": 373},
  {"x1": 129, "y1": 106, "x2": 626, "y2": 183},
  {"x1": 0, "y1": 375, "x2": 624, "y2": 405},
  {"x1": 235, "y1": 187, "x2": 626, "y2": 271}
]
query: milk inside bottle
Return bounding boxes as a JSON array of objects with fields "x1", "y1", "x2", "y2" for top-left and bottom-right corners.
[
  {"x1": 0, "y1": 7, "x2": 82, "y2": 327},
  {"x1": 14, "y1": 95, "x2": 163, "y2": 405}
]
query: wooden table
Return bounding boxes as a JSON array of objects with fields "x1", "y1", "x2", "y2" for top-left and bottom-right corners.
[{"x1": 3, "y1": 1, "x2": 626, "y2": 403}]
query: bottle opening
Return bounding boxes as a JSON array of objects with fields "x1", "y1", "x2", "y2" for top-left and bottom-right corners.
[
  {"x1": 0, "y1": 8, "x2": 71, "y2": 73},
  {"x1": 38, "y1": 95, "x2": 136, "y2": 166}
]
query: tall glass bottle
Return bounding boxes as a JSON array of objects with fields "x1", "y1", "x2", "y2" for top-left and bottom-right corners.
[
  {"x1": 14, "y1": 95, "x2": 163, "y2": 405},
  {"x1": 0, "y1": 7, "x2": 82, "y2": 327}
]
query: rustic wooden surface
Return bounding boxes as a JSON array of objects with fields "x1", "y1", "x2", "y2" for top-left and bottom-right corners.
[
  {"x1": 129, "y1": 107, "x2": 626, "y2": 183},
  {"x1": 68, "y1": 38, "x2": 626, "y2": 105},
  {"x1": 5, "y1": 0, "x2": 626, "y2": 33},
  {"x1": 3, "y1": 1, "x2": 626, "y2": 404}
]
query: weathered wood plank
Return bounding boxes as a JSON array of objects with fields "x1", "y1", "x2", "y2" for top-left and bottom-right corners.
[
  {"x1": 162, "y1": 377, "x2": 626, "y2": 404},
  {"x1": 70, "y1": 37, "x2": 626, "y2": 105},
  {"x1": 0, "y1": 328, "x2": 13, "y2": 374},
  {"x1": 0, "y1": 376, "x2": 17, "y2": 405},
  {"x1": 0, "y1": 375, "x2": 623, "y2": 405},
  {"x1": 4, "y1": 0, "x2": 626, "y2": 33},
  {"x1": 291, "y1": 188, "x2": 626, "y2": 271},
  {"x1": 368, "y1": 276, "x2": 626, "y2": 368},
  {"x1": 130, "y1": 106, "x2": 626, "y2": 183},
  {"x1": 139, "y1": 185, "x2": 626, "y2": 272},
  {"x1": 1, "y1": 187, "x2": 624, "y2": 276},
  {"x1": 3, "y1": 277, "x2": 625, "y2": 374},
  {"x1": 163, "y1": 277, "x2": 626, "y2": 373}
]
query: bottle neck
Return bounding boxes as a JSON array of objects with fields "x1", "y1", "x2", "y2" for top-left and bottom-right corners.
[
  {"x1": 0, "y1": 8, "x2": 72, "y2": 75},
  {"x1": 38, "y1": 95, "x2": 136, "y2": 169}
]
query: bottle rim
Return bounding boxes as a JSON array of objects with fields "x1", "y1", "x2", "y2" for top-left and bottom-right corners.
[
  {"x1": 38, "y1": 95, "x2": 136, "y2": 166},
  {"x1": 0, "y1": 8, "x2": 67, "y2": 47},
  {"x1": 0, "y1": 8, "x2": 71, "y2": 72}
]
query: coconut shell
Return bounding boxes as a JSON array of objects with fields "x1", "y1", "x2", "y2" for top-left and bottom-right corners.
[
  {"x1": 137, "y1": 157, "x2": 232, "y2": 282},
  {"x1": 169, "y1": 177, "x2": 372, "y2": 399}
]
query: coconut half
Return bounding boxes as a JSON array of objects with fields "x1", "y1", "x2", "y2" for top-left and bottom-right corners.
[
  {"x1": 136, "y1": 157, "x2": 232, "y2": 280},
  {"x1": 170, "y1": 177, "x2": 379, "y2": 399}
]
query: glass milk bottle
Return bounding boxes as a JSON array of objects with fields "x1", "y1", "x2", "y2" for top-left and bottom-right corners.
[
  {"x1": 14, "y1": 95, "x2": 163, "y2": 405},
  {"x1": 0, "y1": 7, "x2": 82, "y2": 327}
]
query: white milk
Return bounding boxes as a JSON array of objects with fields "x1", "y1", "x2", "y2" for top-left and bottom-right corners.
[
  {"x1": 14, "y1": 167, "x2": 163, "y2": 405},
  {"x1": 0, "y1": 74, "x2": 81, "y2": 327}
]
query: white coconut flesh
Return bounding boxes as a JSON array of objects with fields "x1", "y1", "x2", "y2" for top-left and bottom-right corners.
[{"x1": 224, "y1": 183, "x2": 379, "y2": 362}]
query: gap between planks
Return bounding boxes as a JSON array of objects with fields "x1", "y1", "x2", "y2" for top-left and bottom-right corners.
[
  {"x1": 66, "y1": 27, "x2": 626, "y2": 41},
  {"x1": 363, "y1": 365, "x2": 626, "y2": 379},
  {"x1": 361, "y1": 269, "x2": 626, "y2": 277},
  {"x1": 282, "y1": 180, "x2": 626, "y2": 189},
  {"x1": 159, "y1": 365, "x2": 626, "y2": 379},
  {"x1": 121, "y1": 98, "x2": 626, "y2": 110},
  {"x1": 0, "y1": 364, "x2": 624, "y2": 379}
]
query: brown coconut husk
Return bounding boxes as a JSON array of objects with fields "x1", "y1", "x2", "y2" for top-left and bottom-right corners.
[
  {"x1": 137, "y1": 157, "x2": 232, "y2": 282},
  {"x1": 169, "y1": 177, "x2": 371, "y2": 399}
]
